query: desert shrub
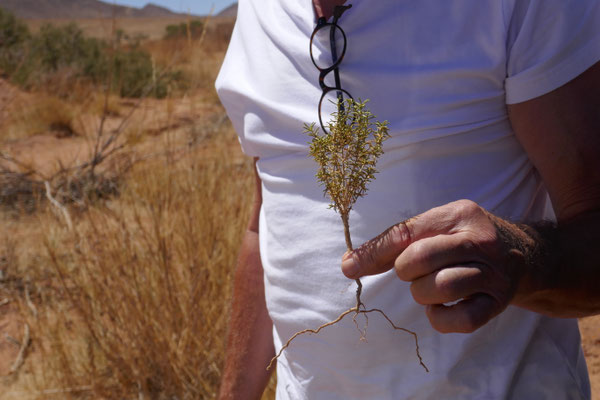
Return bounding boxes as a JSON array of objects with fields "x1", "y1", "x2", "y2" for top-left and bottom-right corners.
[
  {"x1": 32, "y1": 23, "x2": 104, "y2": 74},
  {"x1": 8, "y1": 23, "x2": 107, "y2": 94},
  {"x1": 6, "y1": 95, "x2": 78, "y2": 138},
  {"x1": 0, "y1": 7, "x2": 31, "y2": 76},
  {"x1": 34, "y1": 131, "x2": 257, "y2": 399},
  {"x1": 112, "y1": 45, "x2": 184, "y2": 98},
  {"x1": 0, "y1": 9, "x2": 183, "y2": 98},
  {"x1": 111, "y1": 46, "x2": 155, "y2": 97},
  {"x1": 0, "y1": 7, "x2": 29, "y2": 48},
  {"x1": 164, "y1": 20, "x2": 205, "y2": 40}
]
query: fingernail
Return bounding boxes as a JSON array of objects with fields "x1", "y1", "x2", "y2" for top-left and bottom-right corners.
[
  {"x1": 341, "y1": 255, "x2": 359, "y2": 278},
  {"x1": 342, "y1": 251, "x2": 352, "y2": 261}
]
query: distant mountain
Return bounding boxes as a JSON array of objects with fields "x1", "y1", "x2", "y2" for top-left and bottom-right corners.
[
  {"x1": 217, "y1": 3, "x2": 237, "y2": 18},
  {"x1": 0, "y1": 0, "x2": 190, "y2": 19},
  {"x1": 137, "y1": 3, "x2": 179, "y2": 18}
]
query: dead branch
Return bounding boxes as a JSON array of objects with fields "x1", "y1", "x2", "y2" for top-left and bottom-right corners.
[
  {"x1": 5, "y1": 333, "x2": 20, "y2": 346},
  {"x1": 44, "y1": 180, "x2": 73, "y2": 230},
  {"x1": 9, "y1": 323, "x2": 30, "y2": 374},
  {"x1": 25, "y1": 284, "x2": 38, "y2": 318},
  {"x1": 39, "y1": 386, "x2": 93, "y2": 395}
]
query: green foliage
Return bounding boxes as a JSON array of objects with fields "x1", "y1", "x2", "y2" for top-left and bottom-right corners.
[
  {"x1": 112, "y1": 46, "x2": 154, "y2": 98},
  {"x1": 0, "y1": 7, "x2": 184, "y2": 98},
  {"x1": 306, "y1": 99, "x2": 390, "y2": 216},
  {"x1": 164, "y1": 20, "x2": 205, "y2": 40},
  {"x1": 32, "y1": 23, "x2": 99, "y2": 72},
  {"x1": 0, "y1": 7, "x2": 31, "y2": 75},
  {"x1": 0, "y1": 7, "x2": 29, "y2": 48}
]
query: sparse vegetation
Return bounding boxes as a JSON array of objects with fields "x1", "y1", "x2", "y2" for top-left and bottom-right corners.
[
  {"x1": 36, "y1": 133, "x2": 254, "y2": 399},
  {"x1": 0, "y1": 7, "x2": 31, "y2": 76},
  {"x1": 0, "y1": 8, "x2": 184, "y2": 98},
  {"x1": 0, "y1": 6, "x2": 278, "y2": 399},
  {"x1": 164, "y1": 20, "x2": 205, "y2": 40}
]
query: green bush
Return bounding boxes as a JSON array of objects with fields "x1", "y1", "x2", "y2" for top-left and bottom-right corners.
[
  {"x1": 164, "y1": 20, "x2": 205, "y2": 40},
  {"x1": 33, "y1": 23, "x2": 95, "y2": 71},
  {"x1": 0, "y1": 7, "x2": 184, "y2": 98},
  {"x1": 113, "y1": 46, "x2": 158, "y2": 98},
  {"x1": 0, "y1": 7, "x2": 31, "y2": 76}
]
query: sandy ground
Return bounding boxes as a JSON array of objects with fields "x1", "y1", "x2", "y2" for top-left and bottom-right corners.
[{"x1": 580, "y1": 316, "x2": 600, "y2": 397}]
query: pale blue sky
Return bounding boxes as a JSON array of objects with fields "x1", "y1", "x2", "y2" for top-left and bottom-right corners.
[{"x1": 109, "y1": 0, "x2": 236, "y2": 16}]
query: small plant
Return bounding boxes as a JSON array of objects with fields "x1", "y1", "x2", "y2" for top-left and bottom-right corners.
[
  {"x1": 268, "y1": 98, "x2": 427, "y2": 372},
  {"x1": 307, "y1": 99, "x2": 389, "y2": 252}
]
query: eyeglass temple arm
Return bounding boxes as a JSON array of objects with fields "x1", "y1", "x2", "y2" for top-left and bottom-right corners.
[
  {"x1": 331, "y1": 5, "x2": 351, "y2": 102},
  {"x1": 333, "y1": 4, "x2": 352, "y2": 20}
]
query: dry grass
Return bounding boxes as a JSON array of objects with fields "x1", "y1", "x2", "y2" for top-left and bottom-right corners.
[
  {"x1": 39, "y1": 133, "x2": 252, "y2": 398},
  {"x1": 1, "y1": 15, "x2": 277, "y2": 399},
  {"x1": 3, "y1": 95, "x2": 79, "y2": 140},
  {"x1": 1, "y1": 124, "x2": 276, "y2": 399}
]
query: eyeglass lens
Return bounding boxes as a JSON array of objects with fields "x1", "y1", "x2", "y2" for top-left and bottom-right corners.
[{"x1": 310, "y1": 24, "x2": 346, "y2": 71}]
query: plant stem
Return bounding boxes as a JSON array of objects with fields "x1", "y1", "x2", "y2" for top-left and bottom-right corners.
[
  {"x1": 341, "y1": 212, "x2": 363, "y2": 310},
  {"x1": 341, "y1": 212, "x2": 353, "y2": 251}
]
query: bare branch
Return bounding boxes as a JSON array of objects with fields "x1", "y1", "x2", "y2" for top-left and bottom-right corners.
[
  {"x1": 44, "y1": 181, "x2": 73, "y2": 231},
  {"x1": 9, "y1": 323, "x2": 30, "y2": 374}
]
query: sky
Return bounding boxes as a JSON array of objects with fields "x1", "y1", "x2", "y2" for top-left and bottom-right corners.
[{"x1": 108, "y1": 0, "x2": 236, "y2": 16}]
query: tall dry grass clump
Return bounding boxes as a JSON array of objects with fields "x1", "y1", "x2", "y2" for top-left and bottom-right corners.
[
  {"x1": 0, "y1": 9, "x2": 279, "y2": 399},
  {"x1": 22, "y1": 132, "x2": 254, "y2": 398}
]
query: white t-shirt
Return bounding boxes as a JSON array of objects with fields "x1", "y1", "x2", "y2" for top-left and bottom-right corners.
[{"x1": 216, "y1": 1, "x2": 600, "y2": 399}]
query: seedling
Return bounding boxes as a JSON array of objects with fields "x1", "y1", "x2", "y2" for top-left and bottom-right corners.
[{"x1": 267, "y1": 99, "x2": 427, "y2": 371}]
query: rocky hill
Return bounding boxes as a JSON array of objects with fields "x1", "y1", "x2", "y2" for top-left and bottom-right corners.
[
  {"x1": 217, "y1": 3, "x2": 237, "y2": 18},
  {"x1": 0, "y1": 0, "x2": 187, "y2": 19}
]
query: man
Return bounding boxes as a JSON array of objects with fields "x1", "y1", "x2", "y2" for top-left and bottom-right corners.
[{"x1": 216, "y1": 0, "x2": 600, "y2": 398}]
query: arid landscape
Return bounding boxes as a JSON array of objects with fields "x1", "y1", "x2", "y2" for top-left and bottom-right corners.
[
  {"x1": 0, "y1": 2, "x2": 280, "y2": 398},
  {"x1": 0, "y1": 1, "x2": 598, "y2": 399}
]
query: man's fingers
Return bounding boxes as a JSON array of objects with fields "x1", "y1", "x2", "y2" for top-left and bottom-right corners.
[
  {"x1": 425, "y1": 294, "x2": 504, "y2": 334},
  {"x1": 341, "y1": 200, "x2": 484, "y2": 279},
  {"x1": 341, "y1": 211, "x2": 438, "y2": 278},
  {"x1": 409, "y1": 264, "x2": 488, "y2": 305},
  {"x1": 394, "y1": 233, "x2": 483, "y2": 281}
]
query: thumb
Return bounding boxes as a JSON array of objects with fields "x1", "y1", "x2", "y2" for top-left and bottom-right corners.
[
  {"x1": 341, "y1": 204, "x2": 462, "y2": 279},
  {"x1": 341, "y1": 220, "x2": 417, "y2": 279}
]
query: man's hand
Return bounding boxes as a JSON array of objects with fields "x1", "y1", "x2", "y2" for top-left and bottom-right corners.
[
  {"x1": 312, "y1": 0, "x2": 348, "y2": 21},
  {"x1": 341, "y1": 199, "x2": 536, "y2": 334},
  {"x1": 342, "y1": 62, "x2": 600, "y2": 334}
]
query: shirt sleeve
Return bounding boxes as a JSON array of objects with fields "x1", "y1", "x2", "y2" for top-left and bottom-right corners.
[{"x1": 504, "y1": 0, "x2": 600, "y2": 104}]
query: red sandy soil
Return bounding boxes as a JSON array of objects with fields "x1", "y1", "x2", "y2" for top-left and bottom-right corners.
[
  {"x1": 0, "y1": 77, "x2": 223, "y2": 178},
  {"x1": 580, "y1": 316, "x2": 600, "y2": 397}
]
